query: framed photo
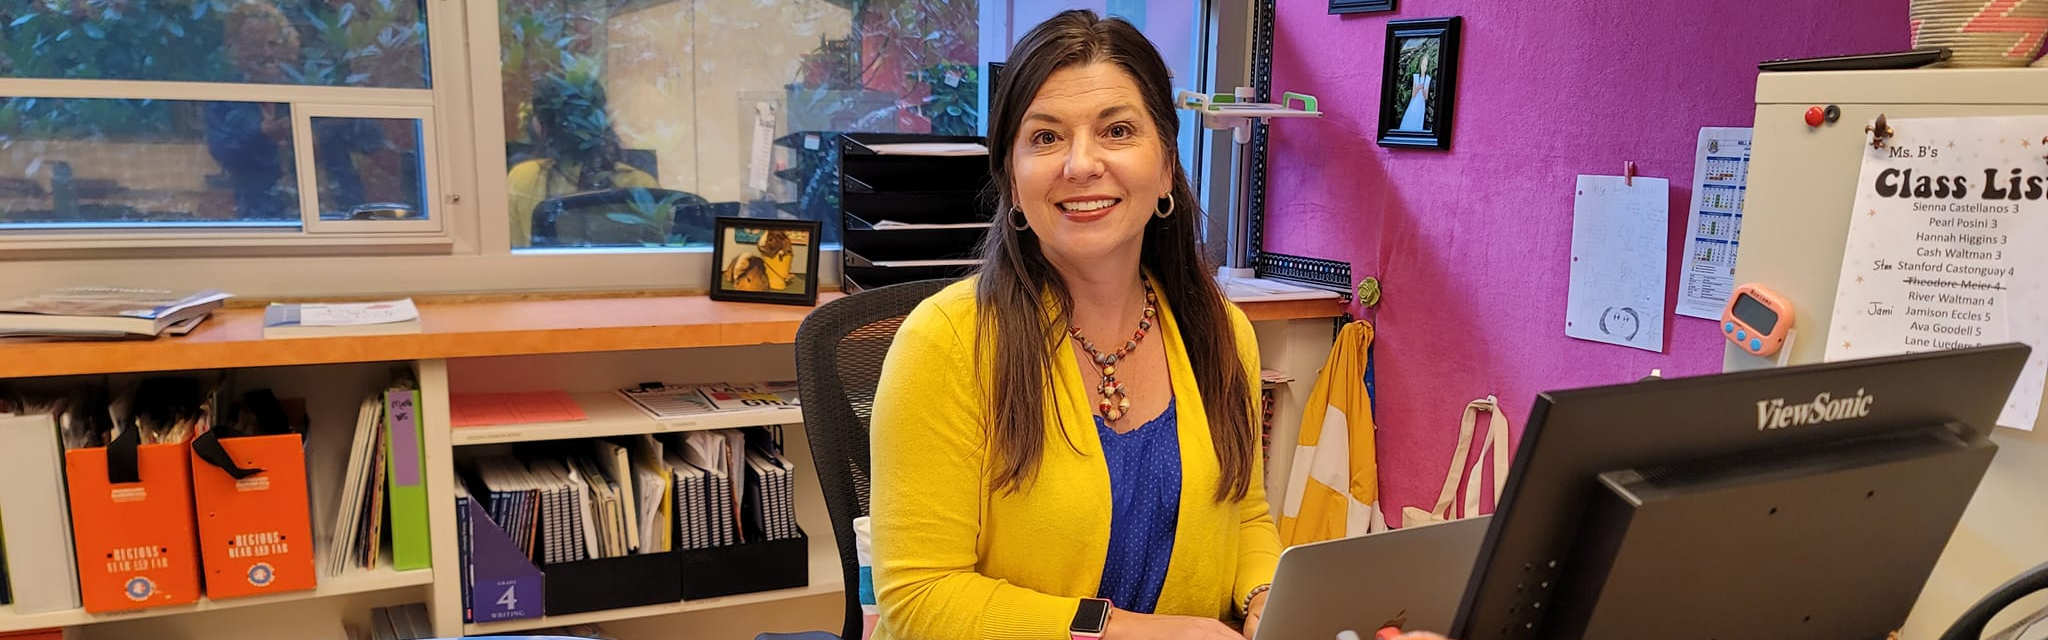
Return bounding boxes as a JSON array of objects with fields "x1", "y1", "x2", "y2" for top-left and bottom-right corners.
[
  {"x1": 1329, "y1": 0, "x2": 1395, "y2": 14},
  {"x1": 709, "y1": 216, "x2": 822, "y2": 306},
  {"x1": 1378, "y1": 17, "x2": 1462, "y2": 150}
]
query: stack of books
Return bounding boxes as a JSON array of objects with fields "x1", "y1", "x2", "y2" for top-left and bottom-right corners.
[
  {"x1": 452, "y1": 426, "x2": 802, "y2": 620},
  {"x1": 0, "y1": 286, "x2": 231, "y2": 341},
  {"x1": 328, "y1": 372, "x2": 432, "y2": 577},
  {"x1": 356, "y1": 602, "x2": 434, "y2": 640}
]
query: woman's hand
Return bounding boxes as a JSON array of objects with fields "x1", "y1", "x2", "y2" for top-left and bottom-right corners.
[
  {"x1": 259, "y1": 104, "x2": 291, "y2": 141},
  {"x1": 1241, "y1": 589, "x2": 1269, "y2": 639},
  {"x1": 1103, "y1": 607, "x2": 1241, "y2": 640}
]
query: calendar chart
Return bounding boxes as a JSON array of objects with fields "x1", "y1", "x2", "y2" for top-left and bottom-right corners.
[{"x1": 1677, "y1": 127, "x2": 1754, "y2": 319}]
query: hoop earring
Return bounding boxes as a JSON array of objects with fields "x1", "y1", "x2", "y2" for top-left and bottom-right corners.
[
  {"x1": 1009, "y1": 208, "x2": 1030, "y2": 231},
  {"x1": 1154, "y1": 193, "x2": 1175, "y2": 219}
]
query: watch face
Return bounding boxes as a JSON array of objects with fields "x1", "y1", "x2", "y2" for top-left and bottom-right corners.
[{"x1": 1071, "y1": 598, "x2": 1111, "y2": 633}]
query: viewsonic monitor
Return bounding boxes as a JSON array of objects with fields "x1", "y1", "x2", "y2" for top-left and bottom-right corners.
[{"x1": 1451, "y1": 344, "x2": 2031, "y2": 640}]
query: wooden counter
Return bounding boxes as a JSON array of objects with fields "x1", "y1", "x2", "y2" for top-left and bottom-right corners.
[{"x1": 0, "y1": 293, "x2": 1345, "y2": 378}]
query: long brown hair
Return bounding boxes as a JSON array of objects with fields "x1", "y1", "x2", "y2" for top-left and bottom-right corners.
[{"x1": 977, "y1": 9, "x2": 1255, "y2": 503}]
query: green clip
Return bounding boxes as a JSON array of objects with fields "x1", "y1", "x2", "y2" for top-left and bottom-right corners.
[{"x1": 1282, "y1": 92, "x2": 1319, "y2": 113}]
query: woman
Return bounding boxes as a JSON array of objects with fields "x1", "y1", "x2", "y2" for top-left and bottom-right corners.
[
  {"x1": 205, "y1": 1, "x2": 378, "y2": 220},
  {"x1": 1398, "y1": 56, "x2": 1432, "y2": 131},
  {"x1": 867, "y1": 11, "x2": 1274, "y2": 639},
  {"x1": 506, "y1": 76, "x2": 659, "y2": 247}
]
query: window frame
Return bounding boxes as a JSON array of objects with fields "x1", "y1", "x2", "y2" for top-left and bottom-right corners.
[
  {"x1": 3, "y1": 0, "x2": 1251, "y2": 301},
  {"x1": 0, "y1": 0, "x2": 470, "y2": 252},
  {"x1": 295, "y1": 104, "x2": 445, "y2": 235}
]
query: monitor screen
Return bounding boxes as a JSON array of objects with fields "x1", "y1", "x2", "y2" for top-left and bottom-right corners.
[
  {"x1": 1450, "y1": 343, "x2": 2031, "y2": 640},
  {"x1": 1732, "y1": 293, "x2": 1779, "y2": 333}
]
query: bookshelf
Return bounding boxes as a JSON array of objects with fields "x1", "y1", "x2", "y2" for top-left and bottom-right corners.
[
  {"x1": 0, "y1": 292, "x2": 1343, "y2": 640},
  {"x1": 466, "y1": 578, "x2": 841, "y2": 635},
  {"x1": 0, "y1": 557, "x2": 431, "y2": 634}
]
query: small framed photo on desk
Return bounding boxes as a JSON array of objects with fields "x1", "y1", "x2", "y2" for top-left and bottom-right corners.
[{"x1": 710, "y1": 216, "x2": 821, "y2": 306}]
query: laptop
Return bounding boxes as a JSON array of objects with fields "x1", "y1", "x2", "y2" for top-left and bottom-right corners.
[{"x1": 1254, "y1": 515, "x2": 1492, "y2": 640}]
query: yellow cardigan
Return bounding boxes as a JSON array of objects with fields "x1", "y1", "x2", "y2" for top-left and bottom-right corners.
[{"x1": 868, "y1": 277, "x2": 1281, "y2": 640}]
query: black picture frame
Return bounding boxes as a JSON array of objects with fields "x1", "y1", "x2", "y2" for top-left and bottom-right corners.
[
  {"x1": 709, "y1": 216, "x2": 822, "y2": 306},
  {"x1": 1329, "y1": 0, "x2": 1395, "y2": 14},
  {"x1": 1377, "y1": 17, "x2": 1462, "y2": 150}
]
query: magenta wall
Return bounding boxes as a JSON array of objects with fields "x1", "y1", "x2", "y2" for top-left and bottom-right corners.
[{"x1": 1264, "y1": 2, "x2": 1906, "y2": 520}]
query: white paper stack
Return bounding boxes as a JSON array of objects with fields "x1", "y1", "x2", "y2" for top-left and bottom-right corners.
[
  {"x1": 0, "y1": 410, "x2": 82, "y2": 613},
  {"x1": 627, "y1": 435, "x2": 673, "y2": 554}
]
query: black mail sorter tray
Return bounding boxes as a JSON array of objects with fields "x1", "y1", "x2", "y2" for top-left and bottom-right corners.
[
  {"x1": 543, "y1": 550, "x2": 686, "y2": 615},
  {"x1": 679, "y1": 532, "x2": 810, "y2": 600}
]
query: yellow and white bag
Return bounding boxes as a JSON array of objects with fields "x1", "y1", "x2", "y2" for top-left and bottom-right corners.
[{"x1": 1278, "y1": 322, "x2": 1386, "y2": 545}]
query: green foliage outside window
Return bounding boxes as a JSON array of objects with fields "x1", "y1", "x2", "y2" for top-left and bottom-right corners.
[{"x1": 0, "y1": 0, "x2": 426, "y2": 140}]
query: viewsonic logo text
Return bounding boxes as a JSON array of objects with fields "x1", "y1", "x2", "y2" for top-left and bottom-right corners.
[{"x1": 1756, "y1": 389, "x2": 1876, "y2": 430}]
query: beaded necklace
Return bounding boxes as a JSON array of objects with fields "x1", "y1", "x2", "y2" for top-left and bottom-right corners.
[{"x1": 1067, "y1": 280, "x2": 1158, "y2": 424}]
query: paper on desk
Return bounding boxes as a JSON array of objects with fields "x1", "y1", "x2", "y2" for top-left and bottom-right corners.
[
  {"x1": 871, "y1": 220, "x2": 990, "y2": 230},
  {"x1": 1565, "y1": 175, "x2": 1669, "y2": 352},
  {"x1": 1676, "y1": 127, "x2": 1752, "y2": 319},
  {"x1": 866, "y1": 142, "x2": 988, "y2": 156},
  {"x1": 682, "y1": 431, "x2": 727, "y2": 478},
  {"x1": 298, "y1": 298, "x2": 419, "y2": 326}
]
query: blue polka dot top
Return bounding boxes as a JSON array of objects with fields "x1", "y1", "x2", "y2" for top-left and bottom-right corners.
[{"x1": 1093, "y1": 396, "x2": 1181, "y2": 614}]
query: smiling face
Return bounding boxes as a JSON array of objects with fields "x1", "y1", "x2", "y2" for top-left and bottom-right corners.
[
  {"x1": 1008, "y1": 62, "x2": 1173, "y2": 272},
  {"x1": 1602, "y1": 307, "x2": 1641, "y2": 339}
]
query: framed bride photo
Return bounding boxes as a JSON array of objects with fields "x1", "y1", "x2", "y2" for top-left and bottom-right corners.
[{"x1": 1378, "y1": 17, "x2": 1462, "y2": 150}]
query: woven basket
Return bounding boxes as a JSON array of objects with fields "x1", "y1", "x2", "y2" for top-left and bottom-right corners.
[{"x1": 1911, "y1": 0, "x2": 2048, "y2": 67}]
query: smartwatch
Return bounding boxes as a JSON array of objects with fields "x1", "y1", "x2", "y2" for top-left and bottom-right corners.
[{"x1": 1070, "y1": 597, "x2": 1112, "y2": 639}]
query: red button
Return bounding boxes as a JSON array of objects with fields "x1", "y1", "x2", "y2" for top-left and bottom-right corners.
[{"x1": 1805, "y1": 106, "x2": 1826, "y2": 128}]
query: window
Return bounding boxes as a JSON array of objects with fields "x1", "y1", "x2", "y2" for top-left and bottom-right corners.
[
  {"x1": 497, "y1": 1, "x2": 1214, "y2": 254},
  {"x1": 502, "y1": 0, "x2": 982, "y2": 250},
  {"x1": 0, "y1": 0, "x2": 445, "y2": 236},
  {"x1": 6, "y1": 0, "x2": 1238, "y2": 296}
]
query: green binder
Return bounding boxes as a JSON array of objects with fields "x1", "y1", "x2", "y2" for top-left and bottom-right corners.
[{"x1": 385, "y1": 389, "x2": 432, "y2": 571}]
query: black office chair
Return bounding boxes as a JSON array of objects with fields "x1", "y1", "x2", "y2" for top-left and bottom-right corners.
[
  {"x1": 532, "y1": 187, "x2": 709, "y2": 247},
  {"x1": 1938, "y1": 560, "x2": 2048, "y2": 640},
  {"x1": 792, "y1": 278, "x2": 955, "y2": 640}
]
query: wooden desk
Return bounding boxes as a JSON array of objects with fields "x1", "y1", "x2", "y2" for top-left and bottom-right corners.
[
  {"x1": 0, "y1": 290, "x2": 1343, "y2": 637},
  {"x1": 0, "y1": 293, "x2": 1344, "y2": 378}
]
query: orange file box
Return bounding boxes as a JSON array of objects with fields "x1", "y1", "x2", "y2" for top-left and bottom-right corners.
[
  {"x1": 191, "y1": 433, "x2": 316, "y2": 599},
  {"x1": 65, "y1": 439, "x2": 201, "y2": 613}
]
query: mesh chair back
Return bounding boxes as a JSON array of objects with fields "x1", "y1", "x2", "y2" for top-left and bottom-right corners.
[
  {"x1": 532, "y1": 187, "x2": 708, "y2": 246},
  {"x1": 794, "y1": 278, "x2": 955, "y2": 640}
]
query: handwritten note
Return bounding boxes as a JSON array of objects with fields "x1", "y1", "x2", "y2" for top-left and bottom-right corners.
[
  {"x1": 298, "y1": 298, "x2": 418, "y2": 326},
  {"x1": 1566, "y1": 175, "x2": 1669, "y2": 352},
  {"x1": 1825, "y1": 115, "x2": 2048, "y2": 430},
  {"x1": 1677, "y1": 128, "x2": 1753, "y2": 319}
]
